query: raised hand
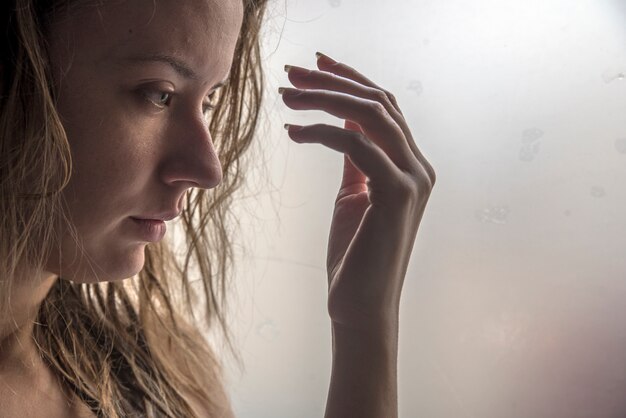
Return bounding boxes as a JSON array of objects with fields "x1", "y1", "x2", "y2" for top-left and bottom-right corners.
[{"x1": 280, "y1": 52, "x2": 436, "y2": 335}]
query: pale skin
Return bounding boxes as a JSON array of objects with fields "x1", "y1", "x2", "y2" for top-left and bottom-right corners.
[{"x1": 0, "y1": 0, "x2": 435, "y2": 417}]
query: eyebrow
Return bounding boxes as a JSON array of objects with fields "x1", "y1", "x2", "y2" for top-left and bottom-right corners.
[{"x1": 121, "y1": 52, "x2": 229, "y2": 89}]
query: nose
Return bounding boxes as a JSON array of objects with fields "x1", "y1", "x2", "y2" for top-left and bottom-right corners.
[{"x1": 159, "y1": 114, "x2": 223, "y2": 190}]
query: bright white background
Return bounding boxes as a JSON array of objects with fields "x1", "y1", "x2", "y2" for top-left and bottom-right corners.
[{"x1": 204, "y1": 0, "x2": 626, "y2": 417}]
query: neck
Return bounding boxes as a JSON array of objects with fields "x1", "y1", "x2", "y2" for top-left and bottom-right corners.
[{"x1": 0, "y1": 274, "x2": 58, "y2": 374}]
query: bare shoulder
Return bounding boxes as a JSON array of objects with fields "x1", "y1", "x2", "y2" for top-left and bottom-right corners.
[{"x1": 0, "y1": 366, "x2": 97, "y2": 418}]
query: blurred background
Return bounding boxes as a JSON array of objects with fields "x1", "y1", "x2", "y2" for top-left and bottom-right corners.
[{"x1": 201, "y1": 0, "x2": 626, "y2": 417}]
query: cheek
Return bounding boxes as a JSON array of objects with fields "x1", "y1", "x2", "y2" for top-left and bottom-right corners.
[
  {"x1": 58, "y1": 94, "x2": 121, "y2": 160},
  {"x1": 58, "y1": 118, "x2": 148, "y2": 242},
  {"x1": 58, "y1": 90, "x2": 153, "y2": 199}
]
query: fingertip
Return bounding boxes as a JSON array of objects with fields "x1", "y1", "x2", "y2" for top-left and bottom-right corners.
[
  {"x1": 285, "y1": 124, "x2": 305, "y2": 143},
  {"x1": 315, "y1": 51, "x2": 337, "y2": 65},
  {"x1": 284, "y1": 123, "x2": 304, "y2": 132}
]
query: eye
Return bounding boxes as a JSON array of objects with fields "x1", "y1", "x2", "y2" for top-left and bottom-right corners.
[
  {"x1": 141, "y1": 88, "x2": 218, "y2": 119},
  {"x1": 202, "y1": 92, "x2": 218, "y2": 118},
  {"x1": 142, "y1": 89, "x2": 172, "y2": 108},
  {"x1": 202, "y1": 101, "x2": 215, "y2": 114}
]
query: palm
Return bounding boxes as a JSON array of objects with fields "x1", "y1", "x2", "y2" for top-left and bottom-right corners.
[
  {"x1": 325, "y1": 119, "x2": 369, "y2": 282},
  {"x1": 325, "y1": 120, "x2": 383, "y2": 327},
  {"x1": 326, "y1": 186, "x2": 369, "y2": 284}
]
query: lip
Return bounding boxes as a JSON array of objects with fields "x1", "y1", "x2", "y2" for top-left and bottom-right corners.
[
  {"x1": 130, "y1": 217, "x2": 167, "y2": 242},
  {"x1": 132, "y1": 210, "x2": 181, "y2": 222}
]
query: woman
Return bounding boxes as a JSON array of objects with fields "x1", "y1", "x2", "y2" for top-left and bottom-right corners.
[{"x1": 0, "y1": 0, "x2": 436, "y2": 417}]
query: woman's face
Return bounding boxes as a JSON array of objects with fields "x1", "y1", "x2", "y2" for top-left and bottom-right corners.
[{"x1": 45, "y1": 0, "x2": 244, "y2": 283}]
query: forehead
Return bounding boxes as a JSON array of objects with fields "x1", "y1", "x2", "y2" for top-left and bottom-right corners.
[{"x1": 50, "y1": 0, "x2": 244, "y2": 81}]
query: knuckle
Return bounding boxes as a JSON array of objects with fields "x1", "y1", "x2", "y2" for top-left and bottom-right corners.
[
  {"x1": 373, "y1": 89, "x2": 389, "y2": 106},
  {"x1": 368, "y1": 100, "x2": 387, "y2": 117},
  {"x1": 428, "y1": 165, "x2": 437, "y2": 186},
  {"x1": 343, "y1": 64, "x2": 357, "y2": 75},
  {"x1": 327, "y1": 72, "x2": 340, "y2": 82},
  {"x1": 371, "y1": 88, "x2": 398, "y2": 112},
  {"x1": 385, "y1": 90, "x2": 398, "y2": 105},
  {"x1": 413, "y1": 163, "x2": 436, "y2": 193},
  {"x1": 421, "y1": 160, "x2": 437, "y2": 188},
  {"x1": 396, "y1": 164, "x2": 437, "y2": 204}
]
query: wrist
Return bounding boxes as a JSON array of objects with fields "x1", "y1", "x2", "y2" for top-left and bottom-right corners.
[
  {"x1": 331, "y1": 318, "x2": 399, "y2": 352},
  {"x1": 331, "y1": 306, "x2": 399, "y2": 336}
]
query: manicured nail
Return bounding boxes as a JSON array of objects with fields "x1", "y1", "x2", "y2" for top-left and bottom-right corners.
[
  {"x1": 278, "y1": 87, "x2": 301, "y2": 96},
  {"x1": 284, "y1": 123, "x2": 303, "y2": 132},
  {"x1": 315, "y1": 51, "x2": 337, "y2": 64},
  {"x1": 284, "y1": 65, "x2": 310, "y2": 75}
]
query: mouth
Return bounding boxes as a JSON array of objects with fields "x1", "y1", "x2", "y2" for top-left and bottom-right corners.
[
  {"x1": 131, "y1": 210, "x2": 180, "y2": 222},
  {"x1": 130, "y1": 217, "x2": 167, "y2": 242}
]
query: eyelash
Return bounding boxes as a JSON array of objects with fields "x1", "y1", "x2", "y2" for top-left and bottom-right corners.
[{"x1": 142, "y1": 90, "x2": 217, "y2": 115}]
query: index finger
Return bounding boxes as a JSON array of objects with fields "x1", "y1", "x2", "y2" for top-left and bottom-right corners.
[{"x1": 314, "y1": 52, "x2": 436, "y2": 181}]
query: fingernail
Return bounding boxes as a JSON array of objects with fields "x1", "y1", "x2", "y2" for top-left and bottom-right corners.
[
  {"x1": 278, "y1": 87, "x2": 301, "y2": 96},
  {"x1": 284, "y1": 123, "x2": 303, "y2": 132},
  {"x1": 315, "y1": 51, "x2": 337, "y2": 64},
  {"x1": 284, "y1": 64, "x2": 310, "y2": 75}
]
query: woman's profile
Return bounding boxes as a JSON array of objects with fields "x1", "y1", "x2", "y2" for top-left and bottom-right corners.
[{"x1": 0, "y1": 0, "x2": 436, "y2": 417}]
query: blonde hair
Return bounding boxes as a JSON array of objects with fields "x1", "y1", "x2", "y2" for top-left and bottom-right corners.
[{"x1": 0, "y1": 0, "x2": 269, "y2": 416}]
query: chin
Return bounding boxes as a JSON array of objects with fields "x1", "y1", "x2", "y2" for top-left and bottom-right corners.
[{"x1": 49, "y1": 244, "x2": 148, "y2": 284}]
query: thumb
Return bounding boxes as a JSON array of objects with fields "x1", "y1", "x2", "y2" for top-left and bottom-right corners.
[{"x1": 340, "y1": 120, "x2": 367, "y2": 190}]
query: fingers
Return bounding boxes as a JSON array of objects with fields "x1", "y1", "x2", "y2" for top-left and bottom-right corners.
[
  {"x1": 281, "y1": 52, "x2": 437, "y2": 192},
  {"x1": 284, "y1": 123, "x2": 411, "y2": 200},
  {"x1": 313, "y1": 52, "x2": 434, "y2": 182},
  {"x1": 280, "y1": 86, "x2": 414, "y2": 171},
  {"x1": 286, "y1": 63, "x2": 408, "y2": 137},
  {"x1": 314, "y1": 53, "x2": 404, "y2": 117}
]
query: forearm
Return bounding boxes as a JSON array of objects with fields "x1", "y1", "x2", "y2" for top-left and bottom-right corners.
[{"x1": 324, "y1": 321, "x2": 399, "y2": 418}]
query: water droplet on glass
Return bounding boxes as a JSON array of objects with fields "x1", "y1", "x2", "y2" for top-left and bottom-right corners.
[
  {"x1": 328, "y1": 0, "x2": 341, "y2": 7},
  {"x1": 590, "y1": 186, "x2": 606, "y2": 198},
  {"x1": 407, "y1": 80, "x2": 423, "y2": 95},
  {"x1": 533, "y1": 142, "x2": 541, "y2": 153},
  {"x1": 475, "y1": 205, "x2": 510, "y2": 224},
  {"x1": 521, "y1": 128, "x2": 544, "y2": 144},
  {"x1": 519, "y1": 128, "x2": 543, "y2": 161},
  {"x1": 615, "y1": 138, "x2": 626, "y2": 154},
  {"x1": 256, "y1": 319, "x2": 280, "y2": 341},
  {"x1": 602, "y1": 68, "x2": 626, "y2": 84},
  {"x1": 519, "y1": 143, "x2": 540, "y2": 161}
]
